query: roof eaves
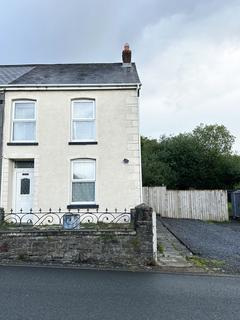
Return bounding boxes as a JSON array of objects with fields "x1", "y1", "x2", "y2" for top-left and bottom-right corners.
[{"x1": 0, "y1": 82, "x2": 141, "y2": 88}]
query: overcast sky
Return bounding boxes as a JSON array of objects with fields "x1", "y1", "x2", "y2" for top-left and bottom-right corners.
[{"x1": 1, "y1": 0, "x2": 240, "y2": 151}]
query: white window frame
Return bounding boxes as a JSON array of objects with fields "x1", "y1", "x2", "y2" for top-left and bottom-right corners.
[
  {"x1": 11, "y1": 100, "x2": 37, "y2": 143},
  {"x1": 71, "y1": 159, "x2": 96, "y2": 204},
  {"x1": 71, "y1": 99, "x2": 96, "y2": 142}
]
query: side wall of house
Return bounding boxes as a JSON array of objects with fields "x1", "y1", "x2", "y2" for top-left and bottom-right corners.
[{"x1": 1, "y1": 89, "x2": 142, "y2": 211}]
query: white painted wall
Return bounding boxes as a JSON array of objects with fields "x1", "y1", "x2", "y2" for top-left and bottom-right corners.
[
  {"x1": 1, "y1": 89, "x2": 142, "y2": 212},
  {"x1": 152, "y1": 211, "x2": 157, "y2": 263}
]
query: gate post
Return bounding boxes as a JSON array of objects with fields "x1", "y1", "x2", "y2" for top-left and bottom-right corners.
[{"x1": 134, "y1": 203, "x2": 157, "y2": 264}]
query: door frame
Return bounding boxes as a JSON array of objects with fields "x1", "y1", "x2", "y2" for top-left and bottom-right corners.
[{"x1": 12, "y1": 167, "x2": 34, "y2": 213}]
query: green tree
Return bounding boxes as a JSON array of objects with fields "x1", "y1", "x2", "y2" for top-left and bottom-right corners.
[
  {"x1": 141, "y1": 137, "x2": 177, "y2": 187},
  {"x1": 193, "y1": 123, "x2": 235, "y2": 154},
  {"x1": 141, "y1": 124, "x2": 240, "y2": 190}
]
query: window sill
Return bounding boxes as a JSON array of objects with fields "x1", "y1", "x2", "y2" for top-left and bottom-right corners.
[
  {"x1": 68, "y1": 141, "x2": 98, "y2": 145},
  {"x1": 67, "y1": 204, "x2": 99, "y2": 209},
  {"x1": 7, "y1": 142, "x2": 39, "y2": 146}
]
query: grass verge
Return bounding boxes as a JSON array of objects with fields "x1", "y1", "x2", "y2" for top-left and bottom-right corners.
[
  {"x1": 186, "y1": 256, "x2": 225, "y2": 269},
  {"x1": 157, "y1": 243, "x2": 164, "y2": 254}
]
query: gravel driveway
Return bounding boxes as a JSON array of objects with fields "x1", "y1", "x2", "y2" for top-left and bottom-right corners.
[{"x1": 162, "y1": 218, "x2": 240, "y2": 273}]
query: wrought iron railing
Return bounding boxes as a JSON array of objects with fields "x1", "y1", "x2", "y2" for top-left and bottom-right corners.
[{"x1": 0, "y1": 208, "x2": 133, "y2": 230}]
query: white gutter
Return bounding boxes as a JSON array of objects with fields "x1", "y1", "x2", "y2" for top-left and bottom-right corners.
[{"x1": 0, "y1": 83, "x2": 141, "y2": 91}]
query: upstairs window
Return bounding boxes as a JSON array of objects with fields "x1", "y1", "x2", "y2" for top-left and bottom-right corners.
[
  {"x1": 12, "y1": 101, "x2": 36, "y2": 142},
  {"x1": 71, "y1": 159, "x2": 96, "y2": 203},
  {"x1": 71, "y1": 100, "x2": 95, "y2": 141}
]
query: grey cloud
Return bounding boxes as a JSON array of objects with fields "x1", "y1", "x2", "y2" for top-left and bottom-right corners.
[
  {"x1": 1, "y1": 0, "x2": 236, "y2": 63},
  {"x1": 1, "y1": 0, "x2": 240, "y2": 150}
]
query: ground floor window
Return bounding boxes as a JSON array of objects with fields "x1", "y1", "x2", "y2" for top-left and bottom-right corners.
[{"x1": 71, "y1": 159, "x2": 96, "y2": 203}]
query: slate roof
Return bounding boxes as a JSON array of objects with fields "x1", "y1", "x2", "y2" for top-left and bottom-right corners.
[
  {"x1": 0, "y1": 63, "x2": 140, "y2": 86},
  {"x1": 0, "y1": 66, "x2": 35, "y2": 85}
]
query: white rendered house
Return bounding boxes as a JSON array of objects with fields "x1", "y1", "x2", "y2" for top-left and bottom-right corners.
[{"x1": 0, "y1": 56, "x2": 142, "y2": 213}]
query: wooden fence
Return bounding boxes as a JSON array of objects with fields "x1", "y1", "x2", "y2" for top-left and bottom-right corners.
[{"x1": 143, "y1": 187, "x2": 228, "y2": 221}]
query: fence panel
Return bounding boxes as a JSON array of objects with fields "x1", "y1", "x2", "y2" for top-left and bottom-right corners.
[{"x1": 142, "y1": 187, "x2": 228, "y2": 221}]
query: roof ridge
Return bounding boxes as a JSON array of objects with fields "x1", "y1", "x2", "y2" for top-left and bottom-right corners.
[{"x1": 0, "y1": 64, "x2": 37, "y2": 68}]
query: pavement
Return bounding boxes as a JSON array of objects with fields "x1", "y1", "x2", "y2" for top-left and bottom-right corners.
[
  {"x1": 157, "y1": 217, "x2": 194, "y2": 269},
  {"x1": 162, "y1": 217, "x2": 240, "y2": 274},
  {"x1": 1, "y1": 265, "x2": 240, "y2": 320}
]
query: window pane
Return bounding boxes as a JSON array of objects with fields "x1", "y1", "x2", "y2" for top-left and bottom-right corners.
[
  {"x1": 13, "y1": 122, "x2": 35, "y2": 141},
  {"x1": 15, "y1": 161, "x2": 34, "y2": 168},
  {"x1": 73, "y1": 161, "x2": 95, "y2": 180},
  {"x1": 73, "y1": 101, "x2": 94, "y2": 119},
  {"x1": 73, "y1": 121, "x2": 95, "y2": 140},
  {"x1": 72, "y1": 182, "x2": 95, "y2": 202},
  {"x1": 15, "y1": 103, "x2": 35, "y2": 119},
  {"x1": 20, "y1": 178, "x2": 30, "y2": 195}
]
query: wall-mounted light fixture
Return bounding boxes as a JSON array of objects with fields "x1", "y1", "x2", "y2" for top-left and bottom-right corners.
[{"x1": 123, "y1": 158, "x2": 129, "y2": 164}]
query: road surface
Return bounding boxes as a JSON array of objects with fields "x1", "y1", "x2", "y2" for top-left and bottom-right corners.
[{"x1": 0, "y1": 266, "x2": 239, "y2": 320}]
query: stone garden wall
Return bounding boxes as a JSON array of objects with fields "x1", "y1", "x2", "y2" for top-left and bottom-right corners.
[{"x1": 0, "y1": 204, "x2": 156, "y2": 267}]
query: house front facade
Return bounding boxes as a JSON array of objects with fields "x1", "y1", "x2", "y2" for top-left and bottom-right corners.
[{"x1": 0, "y1": 60, "x2": 142, "y2": 213}]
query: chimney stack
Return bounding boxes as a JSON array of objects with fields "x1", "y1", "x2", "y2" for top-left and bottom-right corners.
[{"x1": 122, "y1": 43, "x2": 132, "y2": 66}]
